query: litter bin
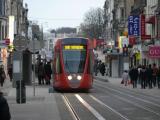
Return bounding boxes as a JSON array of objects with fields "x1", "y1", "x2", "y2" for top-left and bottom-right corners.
[{"x1": 16, "y1": 81, "x2": 26, "y2": 103}]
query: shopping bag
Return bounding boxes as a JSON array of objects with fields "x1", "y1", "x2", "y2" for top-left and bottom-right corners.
[{"x1": 121, "y1": 79, "x2": 124, "y2": 84}]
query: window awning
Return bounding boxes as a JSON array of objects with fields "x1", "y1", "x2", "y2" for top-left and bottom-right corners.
[{"x1": 145, "y1": 16, "x2": 156, "y2": 24}]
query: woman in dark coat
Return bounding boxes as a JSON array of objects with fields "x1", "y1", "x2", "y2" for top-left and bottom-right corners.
[
  {"x1": 44, "y1": 62, "x2": 52, "y2": 85},
  {"x1": 0, "y1": 66, "x2": 6, "y2": 87}
]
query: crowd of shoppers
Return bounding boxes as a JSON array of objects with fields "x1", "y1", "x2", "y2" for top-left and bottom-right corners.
[{"x1": 122, "y1": 63, "x2": 160, "y2": 89}]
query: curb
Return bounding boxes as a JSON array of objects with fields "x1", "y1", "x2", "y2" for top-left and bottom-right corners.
[{"x1": 94, "y1": 76, "x2": 109, "y2": 82}]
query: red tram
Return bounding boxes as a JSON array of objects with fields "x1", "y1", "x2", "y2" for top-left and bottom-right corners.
[{"x1": 53, "y1": 38, "x2": 94, "y2": 91}]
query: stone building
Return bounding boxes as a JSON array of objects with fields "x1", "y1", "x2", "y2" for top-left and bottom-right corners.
[
  {"x1": 104, "y1": 0, "x2": 134, "y2": 77},
  {"x1": 0, "y1": 0, "x2": 8, "y2": 40}
]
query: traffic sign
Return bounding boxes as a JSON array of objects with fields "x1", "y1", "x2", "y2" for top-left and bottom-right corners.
[{"x1": 13, "y1": 36, "x2": 28, "y2": 51}]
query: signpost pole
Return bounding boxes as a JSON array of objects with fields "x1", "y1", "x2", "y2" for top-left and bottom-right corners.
[{"x1": 33, "y1": 38, "x2": 36, "y2": 96}]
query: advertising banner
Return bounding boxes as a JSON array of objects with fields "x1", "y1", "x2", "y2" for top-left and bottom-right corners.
[
  {"x1": 140, "y1": 14, "x2": 146, "y2": 37},
  {"x1": 128, "y1": 15, "x2": 140, "y2": 36}
]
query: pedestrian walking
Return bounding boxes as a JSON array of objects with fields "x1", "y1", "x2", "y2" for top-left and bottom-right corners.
[
  {"x1": 137, "y1": 65, "x2": 142, "y2": 84},
  {"x1": 94, "y1": 59, "x2": 99, "y2": 76},
  {"x1": 152, "y1": 63, "x2": 158, "y2": 87},
  {"x1": 0, "y1": 91, "x2": 11, "y2": 120},
  {"x1": 140, "y1": 66, "x2": 146, "y2": 89},
  {"x1": 37, "y1": 62, "x2": 45, "y2": 85},
  {"x1": 99, "y1": 62, "x2": 106, "y2": 76},
  {"x1": 157, "y1": 66, "x2": 160, "y2": 88},
  {"x1": 129, "y1": 67, "x2": 138, "y2": 88},
  {"x1": 146, "y1": 64, "x2": 153, "y2": 89},
  {"x1": 8, "y1": 65, "x2": 13, "y2": 82},
  {"x1": 122, "y1": 70, "x2": 129, "y2": 86},
  {"x1": 44, "y1": 62, "x2": 52, "y2": 85},
  {"x1": 0, "y1": 65, "x2": 6, "y2": 87}
]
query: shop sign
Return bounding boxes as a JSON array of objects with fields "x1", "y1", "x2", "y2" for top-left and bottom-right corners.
[{"x1": 149, "y1": 46, "x2": 160, "y2": 58}]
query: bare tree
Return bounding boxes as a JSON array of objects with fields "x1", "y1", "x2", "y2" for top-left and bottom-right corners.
[{"x1": 80, "y1": 8, "x2": 104, "y2": 39}]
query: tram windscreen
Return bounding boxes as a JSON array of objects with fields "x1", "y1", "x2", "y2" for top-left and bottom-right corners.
[{"x1": 62, "y1": 45, "x2": 86, "y2": 73}]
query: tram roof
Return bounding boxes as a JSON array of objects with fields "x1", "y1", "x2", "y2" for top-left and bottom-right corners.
[{"x1": 61, "y1": 38, "x2": 88, "y2": 45}]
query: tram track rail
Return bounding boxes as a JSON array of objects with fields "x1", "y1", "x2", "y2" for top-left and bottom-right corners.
[
  {"x1": 62, "y1": 94, "x2": 80, "y2": 120},
  {"x1": 62, "y1": 93, "x2": 105, "y2": 120},
  {"x1": 94, "y1": 81, "x2": 160, "y2": 119},
  {"x1": 95, "y1": 80, "x2": 160, "y2": 106},
  {"x1": 61, "y1": 93, "x2": 133, "y2": 120}
]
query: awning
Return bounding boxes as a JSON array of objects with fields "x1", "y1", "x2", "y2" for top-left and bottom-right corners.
[{"x1": 146, "y1": 16, "x2": 156, "y2": 24}]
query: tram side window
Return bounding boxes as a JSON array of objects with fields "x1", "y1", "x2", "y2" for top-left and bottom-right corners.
[{"x1": 56, "y1": 52, "x2": 61, "y2": 73}]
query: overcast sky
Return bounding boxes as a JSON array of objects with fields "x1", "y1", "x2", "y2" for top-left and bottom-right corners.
[{"x1": 24, "y1": 0, "x2": 105, "y2": 31}]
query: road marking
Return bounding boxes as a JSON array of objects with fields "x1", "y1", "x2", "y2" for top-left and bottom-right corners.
[
  {"x1": 95, "y1": 83, "x2": 160, "y2": 117},
  {"x1": 75, "y1": 94, "x2": 105, "y2": 120},
  {"x1": 90, "y1": 95, "x2": 130, "y2": 120},
  {"x1": 95, "y1": 80, "x2": 160, "y2": 108}
]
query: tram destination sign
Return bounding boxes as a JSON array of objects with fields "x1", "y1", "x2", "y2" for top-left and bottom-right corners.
[{"x1": 64, "y1": 45, "x2": 85, "y2": 50}]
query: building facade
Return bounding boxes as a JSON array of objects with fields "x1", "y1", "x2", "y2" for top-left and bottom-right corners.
[{"x1": 104, "y1": 0, "x2": 134, "y2": 77}]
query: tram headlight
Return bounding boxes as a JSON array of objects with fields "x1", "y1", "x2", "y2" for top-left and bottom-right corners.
[
  {"x1": 68, "y1": 75, "x2": 72, "y2": 80},
  {"x1": 77, "y1": 75, "x2": 82, "y2": 80}
]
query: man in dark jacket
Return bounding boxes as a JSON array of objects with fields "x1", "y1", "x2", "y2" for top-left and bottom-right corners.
[
  {"x1": 44, "y1": 62, "x2": 52, "y2": 85},
  {"x1": 0, "y1": 91, "x2": 11, "y2": 120},
  {"x1": 129, "y1": 67, "x2": 138, "y2": 88}
]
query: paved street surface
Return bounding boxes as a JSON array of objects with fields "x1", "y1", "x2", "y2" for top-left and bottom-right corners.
[{"x1": 1, "y1": 74, "x2": 160, "y2": 120}]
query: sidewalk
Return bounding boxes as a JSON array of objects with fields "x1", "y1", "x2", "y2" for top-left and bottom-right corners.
[
  {"x1": 0, "y1": 77, "x2": 61, "y2": 120},
  {"x1": 7, "y1": 86, "x2": 61, "y2": 120}
]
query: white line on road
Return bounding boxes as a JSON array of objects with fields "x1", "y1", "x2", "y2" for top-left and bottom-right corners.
[
  {"x1": 75, "y1": 94, "x2": 106, "y2": 120},
  {"x1": 90, "y1": 95, "x2": 130, "y2": 120}
]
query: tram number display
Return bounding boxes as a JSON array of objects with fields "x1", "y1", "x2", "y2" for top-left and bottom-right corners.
[{"x1": 64, "y1": 45, "x2": 85, "y2": 50}]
